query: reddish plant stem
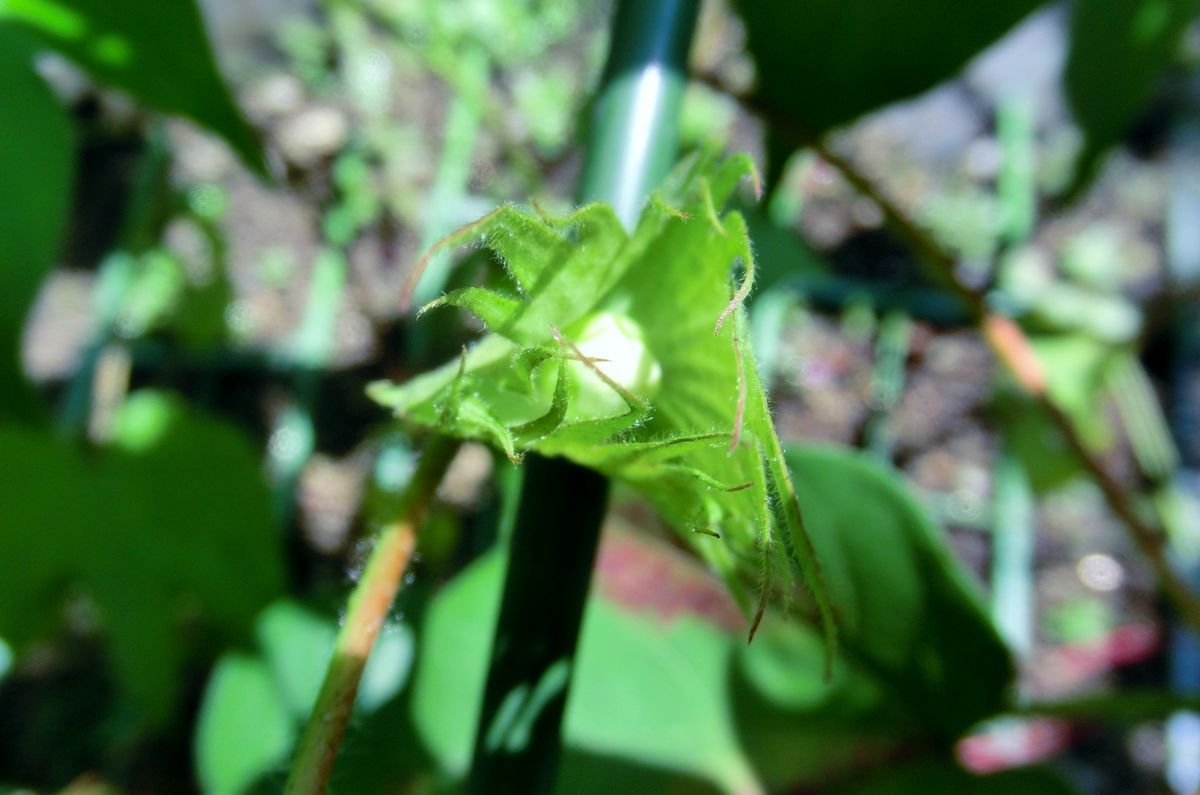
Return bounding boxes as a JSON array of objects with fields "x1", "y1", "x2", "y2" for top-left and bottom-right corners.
[
  {"x1": 697, "y1": 71, "x2": 1200, "y2": 632},
  {"x1": 285, "y1": 436, "x2": 461, "y2": 795}
]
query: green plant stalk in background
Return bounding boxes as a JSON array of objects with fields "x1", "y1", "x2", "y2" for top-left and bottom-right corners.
[
  {"x1": 284, "y1": 434, "x2": 460, "y2": 795},
  {"x1": 991, "y1": 91, "x2": 1038, "y2": 665},
  {"x1": 465, "y1": 2, "x2": 700, "y2": 791}
]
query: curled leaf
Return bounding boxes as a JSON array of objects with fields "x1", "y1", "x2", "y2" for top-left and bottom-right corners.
[{"x1": 371, "y1": 150, "x2": 837, "y2": 651}]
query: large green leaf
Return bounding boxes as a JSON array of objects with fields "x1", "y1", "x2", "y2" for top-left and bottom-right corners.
[
  {"x1": 782, "y1": 446, "x2": 1014, "y2": 740},
  {"x1": 408, "y1": 550, "x2": 759, "y2": 793},
  {"x1": 727, "y1": 446, "x2": 1015, "y2": 790},
  {"x1": 370, "y1": 150, "x2": 836, "y2": 650},
  {"x1": 0, "y1": 24, "x2": 73, "y2": 420},
  {"x1": 0, "y1": 391, "x2": 284, "y2": 717},
  {"x1": 1064, "y1": 0, "x2": 1200, "y2": 192},
  {"x1": 730, "y1": 0, "x2": 1044, "y2": 138},
  {"x1": 406, "y1": 445, "x2": 1018, "y2": 793},
  {"x1": 0, "y1": 0, "x2": 262, "y2": 171}
]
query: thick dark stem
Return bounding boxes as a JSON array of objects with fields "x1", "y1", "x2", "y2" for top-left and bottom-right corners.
[{"x1": 465, "y1": 2, "x2": 701, "y2": 792}]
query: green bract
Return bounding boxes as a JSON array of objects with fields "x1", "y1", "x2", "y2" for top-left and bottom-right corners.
[{"x1": 368, "y1": 151, "x2": 835, "y2": 653}]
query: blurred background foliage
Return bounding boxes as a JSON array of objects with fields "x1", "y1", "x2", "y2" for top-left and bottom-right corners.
[{"x1": 3, "y1": 0, "x2": 1200, "y2": 793}]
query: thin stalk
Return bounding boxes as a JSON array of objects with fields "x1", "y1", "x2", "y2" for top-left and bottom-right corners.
[
  {"x1": 284, "y1": 435, "x2": 460, "y2": 795},
  {"x1": 268, "y1": 247, "x2": 348, "y2": 523},
  {"x1": 990, "y1": 91, "x2": 1037, "y2": 670},
  {"x1": 992, "y1": 447, "x2": 1035, "y2": 660},
  {"x1": 465, "y1": 2, "x2": 700, "y2": 792},
  {"x1": 700, "y1": 71, "x2": 1200, "y2": 632},
  {"x1": 863, "y1": 310, "x2": 912, "y2": 461}
]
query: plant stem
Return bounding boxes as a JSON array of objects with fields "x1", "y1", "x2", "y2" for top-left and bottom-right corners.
[
  {"x1": 465, "y1": 455, "x2": 610, "y2": 794},
  {"x1": 698, "y1": 71, "x2": 1200, "y2": 632},
  {"x1": 465, "y1": 2, "x2": 700, "y2": 792},
  {"x1": 284, "y1": 435, "x2": 460, "y2": 795}
]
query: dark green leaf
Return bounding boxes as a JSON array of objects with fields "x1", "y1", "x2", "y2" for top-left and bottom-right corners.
[
  {"x1": 731, "y1": 0, "x2": 1044, "y2": 137},
  {"x1": 0, "y1": 24, "x2": 73, "y2": 420},
  {"x1": 192, "y1": 599, "x2": 415, "y2": 793},
  {"x1": 407, "y1": 472, "x2": 1017, "y2": 794},
  {"x1": 1064, "y1": 0, "x2": 1200, "y2": 193},
  {"x1": 783, "y1": 446, "x2": 1015, "y2": 739},
  {"x1": 728, "y1": 446, "x2": 1018, "y2": 790},
  {"x1": 0, "y1": 391, "x2": 284, "y2": 717},
  {"x1": 1, "y1": 0, "x2": 263, "y2": 171}
]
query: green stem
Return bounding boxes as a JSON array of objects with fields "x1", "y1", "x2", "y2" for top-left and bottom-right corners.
[
  {"x1": 991, "y1": 447, "x2": 1035, "y2": 661},
  {"x1": 863, "y1": 310, "x2": 912, "y2": 461},
  {"x1": 284, "y1": 435, "x2": 460, "y2": 795},
  {"x1": 465, "y1": 2, "x2": 700, "y2": 792}
]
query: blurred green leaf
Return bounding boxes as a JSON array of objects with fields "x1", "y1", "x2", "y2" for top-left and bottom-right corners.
[
  {"x1": 1064, "y1": 0, "x2": 1200, "y2": 193},
  {"x1": 998, "y1": 331, "x2": 1125, "y2": 493},
  {"x1": 783, "y1": 446, "x2": 1015, "y2": 739},
  {"x1": 193, "y1": 598, "x2": 417, "y2": 793},
  {"x1": 1001, "y1": 402, "x2": 1083, "y2": 494},
  {"x1": 731, "y1": 0, "x2": 1044, "y2": 138},
  {"x1": 0, "y1": 23, "x2": 73, "y2": 420},
  {"x1": 0, "y1": 0, "x2": 263, "y2": 172},
  {"x1": 409, "y1": 551, "x2": 759, "y2": 792},
  {"x1": 410, "y1": 551, "x2": 501, "y2": 779},
  {"x1": 256, "y1": 601, "x2": 338, "y2": 722},
  {"x1": 0, "y1": 391, "x2": 283, "y2": 717},
  {"x1": 563, "y1": 602, "x2": 758, "y2": 792},
  {"x1": 1031, "y1": 335, "x2": 1120, "y2": 447},
  {"x1": 409, "y1": 444, "x2": 1018, "y2": 792},
  {"x1": 1042, "y1": 596, "x2": 1112, "y2": 644},
  {"x1": 730, "y1": 445, "x2": 1023, "y2": 788},
  {"x1": 195, "y1": 654, "x2": 294, "y2": 795}
]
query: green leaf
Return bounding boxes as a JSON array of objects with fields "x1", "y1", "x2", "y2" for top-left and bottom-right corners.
[
  {"x1": 0, "y1": 23, "x2": 73, "y2": 420},
  {"x1": 0, "y1": 391, "x2": 284, "y2": 717},
  {"x1": 0, "y1": 0, "x2": 263, "y2": 172},
  {"x1": 408, "y1": 550, "x2": 759, "y2": 793},
  {"x1": 782, "y1": 446, "x2": 1014, "y2": 739},
  {"x1": 722, "y1": 445, "x2": 1017, "y2": 790},
  {"x1": 255, "y1": 600, "x2": 338, "y2": 721},
  {"x1": 192, "y1": 599, "x2": 416, "y2": 793},
  {"x1": 370, "y1": 150, "x2": 836, "y2": 650},
  {"x1": 410, "y1": 551, "x2": 502, "y2": 778},
  {"x1": 1064, "y1": 0, "x2": 1200, "y2": 193},
  {"x1": 1030, "y1": 334, "x2": 1120, "y2": 449},
  {"x1": 407, "y1": 482, "x2": 1018, "y2": 794},
  {"x1": 195, "y1": 654, "x2": 294, "y2": 795},
  {"x1": 730, "y1": 0, "x2": 1043, "y2": 138}
]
